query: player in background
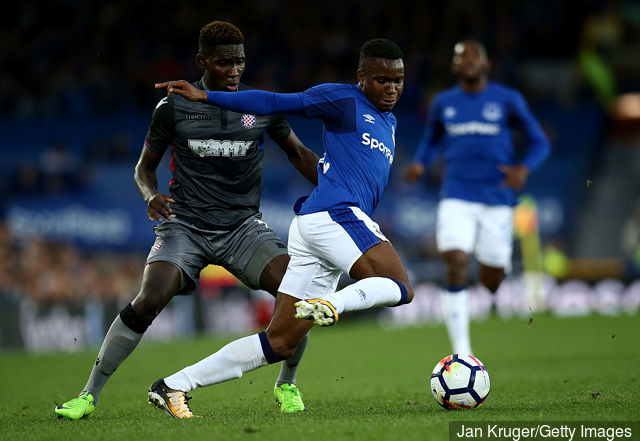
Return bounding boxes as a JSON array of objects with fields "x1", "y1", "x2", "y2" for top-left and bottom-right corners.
[
  {"x1": 54, "y1": 21, "x2": 320, "y2": 420},
  {"x1": 146, "y1": 39, "x2": 413, "y2": 418},
  {"x1": 405, "y1": 40, "x2": 550, "y2": 355}
]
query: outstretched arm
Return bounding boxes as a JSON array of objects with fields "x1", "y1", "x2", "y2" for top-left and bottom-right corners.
[{"x1": 155, "y1": 80, "x2": 307, "y2": 116}]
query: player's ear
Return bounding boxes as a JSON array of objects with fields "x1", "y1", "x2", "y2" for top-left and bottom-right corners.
[
  {"x1": 357, "y1": 69, "x2": 365, "y2": 88},
  {"x1": 196, "y1": 54, "x2": 206, "y2": 69}
]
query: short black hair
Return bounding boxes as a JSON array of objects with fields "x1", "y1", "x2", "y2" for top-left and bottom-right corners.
[
  {"x1": 359, "y1": 39, "x2": 403, "y2": 69},
  {"x1": 199, "y1": 21, "x2": 244, "y2": 55}
]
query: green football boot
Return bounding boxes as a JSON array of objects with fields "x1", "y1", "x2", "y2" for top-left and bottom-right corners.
[
  {"x1": 274, "y1": 383, "x2": 305, "y2": 413},
  {"x1": 55, "y1": 392, "x2": 95, "y2": 420}
]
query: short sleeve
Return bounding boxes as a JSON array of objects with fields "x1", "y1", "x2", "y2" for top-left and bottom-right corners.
[
  {"x1": 144, "y1": 97, "x2": 175, "y2": 155},
  {"x1": 266, "y1": 115, "x2": 292, "y2": 143}
]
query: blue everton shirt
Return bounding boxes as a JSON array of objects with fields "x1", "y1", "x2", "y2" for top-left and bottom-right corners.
[
  {"x1": 412, "y1": 81, "x2": 550, "y2": 206},
  {"x1": 297, "y1": 84, "x2": 396, "y2": 216},
  {"x1": 205, "y1": 83, "x2": 397, "y2": 217}
]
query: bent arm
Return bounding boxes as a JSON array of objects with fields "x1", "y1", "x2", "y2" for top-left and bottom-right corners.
[
  {"x1": 276, "y1": 131, "x2": 320, "y2": 186},
  {"x1": 135, "y1": 146, "x2": 175, "y2": 222},
  {"x1": 510, "y1": 92, "x2": 551, "y2": 171},
  {"x1": 134, "y1": 146, "x2": 162, "y2": 204}
]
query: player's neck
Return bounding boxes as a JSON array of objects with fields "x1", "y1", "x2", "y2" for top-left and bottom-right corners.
[
  {"x1": 459, "y1": 76, "x2": 488, "y2": 93},
  {"x1": 202, "y1": 76, "x2": 234, "y2": 93}
]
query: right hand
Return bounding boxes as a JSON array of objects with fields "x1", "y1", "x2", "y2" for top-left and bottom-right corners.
[
  {"x1": 146, "y1": 194, "x2": 176, "y2": 222},
  {"x1": 155, "y1": 80, "x2": 207, "y2": 102},
  {"x1": 405, "y1": 163, "x2": 425, "y2": 183}
]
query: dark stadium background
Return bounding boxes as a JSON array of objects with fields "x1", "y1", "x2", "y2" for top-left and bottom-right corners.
[{"x1": 1, "y1": 0, "x2": 639, "y2": 351}]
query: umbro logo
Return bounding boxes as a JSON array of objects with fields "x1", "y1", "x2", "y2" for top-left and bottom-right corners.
[{"x1": 363, "y1": 114, "x2": 375, "y2": 124}]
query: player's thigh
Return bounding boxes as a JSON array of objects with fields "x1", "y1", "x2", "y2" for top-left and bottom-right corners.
[
  {"x1": 296, "y1": 208, "x2": 388, "y2": 275},
  {"x1": 475, "y1": 204, "x2": 513, "y2": 269},
  {"x1": 349, "y1": 240, "x2": 410, "y2": 289},
  {"x1": 436, "y1": 198, "x2": 479, "y2": 254},
  {"x1": 144, "y1": 221, "x2": 209, "y2": 295},
  {"x1": 278, "y1": 215, "x2": 343, "y2": 301},
  {"x1": 215, "y1": 214, "x2": 288, "y2": 290}
]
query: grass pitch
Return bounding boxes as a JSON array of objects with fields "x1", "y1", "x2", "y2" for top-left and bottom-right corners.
[{"x1": 1, "y1": 313, "x2": 638, "y2": 441}]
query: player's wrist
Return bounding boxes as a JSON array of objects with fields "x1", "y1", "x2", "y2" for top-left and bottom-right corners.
[
  {"x1": 144, "y1": 193, "x2": 158, "y2": 205},
  {"x1": 205, "y1": 91, "x2": 217, "y2": 103}
]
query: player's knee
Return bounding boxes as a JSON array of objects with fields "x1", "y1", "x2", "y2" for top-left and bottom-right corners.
[
  {"x1": 119, "y1": 302, "x2": 154, "y2": 334},
  {"x1": 479, "y1": 264, "x2": 505, "y2": 293},
  {"x1": 130, "y1": 293, "x2": 164, "y2": 323},
  {"x1": 405, "y1": 283, "x2": 415, "y2": 303},
  {"x1": 389, "y1": 278, "x2": 413, "y2": 305},
  {"x1": 264, "y1": 330, "x2": 303, "y2": 360},
  {"x1": 443, "y1": 250, "x2": 469, "y2": 269},
  {"x1": 481, "y1": 273, "x2": 504, "y2": 293}
]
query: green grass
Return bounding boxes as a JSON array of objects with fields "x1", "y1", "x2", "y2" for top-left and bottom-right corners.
[{"x1": 1, "y1": 313, "x2": 639, "y2": 441}]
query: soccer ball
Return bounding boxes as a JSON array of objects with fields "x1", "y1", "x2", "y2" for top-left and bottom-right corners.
[{"x1": 430, "y1": 354, "x2": 490, "y2": 409}]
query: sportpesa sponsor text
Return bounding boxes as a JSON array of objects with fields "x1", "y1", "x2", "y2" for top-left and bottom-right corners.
[{"x1": 361, "y1": 132, "x2": 394, "y2": 164}]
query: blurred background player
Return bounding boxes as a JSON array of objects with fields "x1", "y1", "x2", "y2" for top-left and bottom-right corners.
[
  {"x1": 54, "y1": 20, "x2": 320, "y2": 420},
  {"x1": 145, "y1": 39, "x2": 413, "y2": 418},
  {"x1": 405, "y1": 40, "x2": 550, "y2": 355}
]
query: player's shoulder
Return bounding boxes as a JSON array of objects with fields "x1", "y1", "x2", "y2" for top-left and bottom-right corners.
[
  {"x1": 487, "y1": 81, "x2": 523, "y2": 100},
  {"x1": 433, "y1": 85, "x2": 462, "y2": 103},
  {"x1": 306, "y1": 83, "x2": 357, "y2": 97},
  {"x1": 153, "y1": 79, "x2": 203, "y2": 110}
]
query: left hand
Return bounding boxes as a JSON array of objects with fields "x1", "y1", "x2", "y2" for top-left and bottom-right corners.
[
  {"x1": 498, "y1": 164, "x2": 529, "y2": 190},
  {"x1": 155, "y1": 80, "x2": 207, "y2": 102}
]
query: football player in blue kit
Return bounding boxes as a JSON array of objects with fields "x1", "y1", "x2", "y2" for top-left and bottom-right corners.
[
  {"x1": 147, "y1": 39, "x2": 414, "y2": 416},
  {"x1": 406, "y1": 40, "x2": 550, "y2": 355}
]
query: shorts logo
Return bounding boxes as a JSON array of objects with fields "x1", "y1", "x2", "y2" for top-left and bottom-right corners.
[
  {"x1": 151, "y1": 240, "x2": 164, "y2": 252},
  {"x1": 241, "y1": 114, "x2": 256, "y2": 128}
]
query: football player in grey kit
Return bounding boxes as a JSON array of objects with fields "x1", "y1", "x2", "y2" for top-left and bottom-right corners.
[{"x1": 54, "y1": 21, "x2": 319, "y2": 420}]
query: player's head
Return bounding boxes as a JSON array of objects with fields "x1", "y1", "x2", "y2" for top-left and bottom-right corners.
[
  {"x1": 451, "y1": 40, "x2": 490, "y2": 82},
  {"x1": 357, "y1": 39, "x2": 404, "y2": 112},
  {"x1": 196, "y1": 21, "x2": 245, "y2": 92}
]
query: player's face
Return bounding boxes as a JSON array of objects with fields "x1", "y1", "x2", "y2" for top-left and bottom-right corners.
[
  {"x1": 451, "y1": 41, "x2": 489, "y2": 81},
  {"x1": 358, "y1": 58, "x2": 404, "y2": 112},
  {"x1": 198, "y1": 44, "x2": 246, "y2": 92}
]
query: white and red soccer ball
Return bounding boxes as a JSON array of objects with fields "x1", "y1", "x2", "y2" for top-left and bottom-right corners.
[{"x1": 430, "y1": 354, "x2": 490, "y2": 409}]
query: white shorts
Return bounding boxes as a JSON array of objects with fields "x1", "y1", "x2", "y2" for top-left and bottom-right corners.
[
  {"x1": 278, "y1": 207, "x2": 388, "y2": 300},
  {"x1": 436, "y1": 198, "x2": 513, "y2": 269}
]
